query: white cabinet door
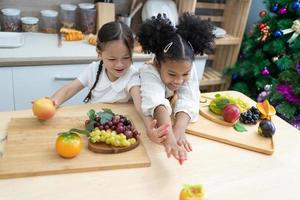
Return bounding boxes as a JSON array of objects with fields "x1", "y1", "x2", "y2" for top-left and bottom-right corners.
[
  {"x1": 13, "y1": 64, "x2": 89, "y2": 110},
  {"x1": 0, "y1": 67, "x2": 14, "y2": 111}
]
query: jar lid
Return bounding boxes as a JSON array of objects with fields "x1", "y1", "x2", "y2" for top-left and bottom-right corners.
[
  {"x1": 1, "y1": 8, "x2": 21, "y2": 16},
  {"x1": 40, "y1": 10, "x2": 58, "y2": 17},
  {"x1": 21, "y1": 17, "x2": 39, "y2": 24},
  {"x1": 60, "y1": 4, "x2": 77, "y2": 11},
  {"x1": 78, "y1": 3, "x2": 95, "y2": 9}
]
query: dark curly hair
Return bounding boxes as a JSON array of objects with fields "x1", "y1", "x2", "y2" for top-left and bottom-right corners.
[
  {"x1": 83, "y1": 21, "x2": 134, "y2": 103},
  {"x1": 137, "y1": 12, "x2": 215, "y2": 63}
]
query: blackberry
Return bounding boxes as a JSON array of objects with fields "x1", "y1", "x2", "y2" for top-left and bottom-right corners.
[{"x1": 239, "y1": 107, "x2": 260, "y2": 125}]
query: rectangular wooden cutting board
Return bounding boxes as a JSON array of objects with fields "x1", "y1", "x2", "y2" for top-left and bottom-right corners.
[
  {"x1": 0, "y1": 116, "x2": 150, "y2": 179},
  {"x1": 186, "y1": 91, "x2": 274, "y2": 155}
]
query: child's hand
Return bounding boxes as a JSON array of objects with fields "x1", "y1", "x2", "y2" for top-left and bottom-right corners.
[
  {"x1": 173, "y1": 126, "x2": 192, "y2": 152},
  {"x1": 163, "y1": 133, "x2": 187, "y2": 165},
  {"x1": 45, "y1": 97, "x2": 59, "y2": 108},
  {"x1": 164, "y1": 141, "x2": 187, "y2": 165},
  {"x1": 146, "y1": 119, "x2": 169, "y2": 144}
]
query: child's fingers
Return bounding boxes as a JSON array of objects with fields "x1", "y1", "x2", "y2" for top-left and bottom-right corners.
[
  {"x1": 178, "y1": 150, "x2": 187, "y2": 165},
  {"x1": 165, "y1": 146, "x2": 171, "y2": 158},
  {"x1": 158, "y1": 136, "x2": 167, "y2": 143},
  {"x1": 150, "y1": 119, "x2": 157, "y2": 129},
  {"x1": 183, "y1": 142, "x2": 191, "y2": 152},
  {"x1": 157, "y1": 129, "x2": 168, "y2": 138}
]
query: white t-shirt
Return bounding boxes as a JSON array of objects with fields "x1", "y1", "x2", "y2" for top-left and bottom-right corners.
[
  {"x1": 139, "y1": 63, "x2": 200, "y2": 122},
  {"x1": 77, "y1": 61, "x2": 140, "y2": 103}
]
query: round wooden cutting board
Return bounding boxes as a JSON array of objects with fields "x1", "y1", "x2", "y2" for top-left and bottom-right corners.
[{"x1": 88, "y1": 137, "x2": 140, "y2": 154}]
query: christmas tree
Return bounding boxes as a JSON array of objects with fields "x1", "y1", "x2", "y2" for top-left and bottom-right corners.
[{"x1": 227, "y1": 0, "x2": 300, "y2": 130}]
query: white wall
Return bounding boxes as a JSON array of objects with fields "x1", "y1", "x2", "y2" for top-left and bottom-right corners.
[{"x1": 246, "y1": 1, "x2": 267, "y2": 33}]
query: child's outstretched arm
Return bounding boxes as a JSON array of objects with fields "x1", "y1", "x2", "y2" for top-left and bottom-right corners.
[
  {"x1": 51, "y1": 79, "x2": 84, "y2": 107},
  {"x1": 130, "y1": 86, "x2": 169, "y2": 144},
  {"x1": 173, "y1": 63, "x2": 200, "y2": 152},
  {"x1": 154, "y1": 105, "x2": 187, "y2": 164},
  {"x1": 173, "y1": 112, "x2": 192, "y2": 152}
]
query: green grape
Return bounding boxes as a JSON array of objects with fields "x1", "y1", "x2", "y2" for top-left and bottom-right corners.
[
  {"x1": 119, "y1": 133, "x2": 126, "y2": 140},
  {"x1": 105, "y1": 137, "x2": 113, "y2": 145},
  {"x1": 128, "y1": 138, "x2": 136, "y2": 145},
  {"x1": 114, "y1": 140, "x2": 121, "y2": 147},
  {"x1": 122, "y1": 140, "x2": 131, "y2": 147}
]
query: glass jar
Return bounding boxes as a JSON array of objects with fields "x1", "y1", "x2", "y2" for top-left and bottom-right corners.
[
  {"x1": 21, "y1": 17, "x2": 39, "y2": 32},
  {"x1": 1, "y1": 8, "x2": 21, "y2": 32},
  {"x1": 60, "y1": 4, "x2": 77, "y2": 29},
  {"x1": 40, "y1": 10, "x2": 58, "y2": 33},
  {"x1": 78, "y1": 3, "x2": 96, "y2": 34}
]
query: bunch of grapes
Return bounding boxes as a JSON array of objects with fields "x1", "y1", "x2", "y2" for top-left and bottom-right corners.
[
  {"x1": 89, "y1": 128, "x2": 137, "y2": 147},
  {"x1": 239, "y1": 106, "x2": 260, "y2": 124},
  {"x1": 85, "y1": 114, "x2": 140, "y2": 139}
]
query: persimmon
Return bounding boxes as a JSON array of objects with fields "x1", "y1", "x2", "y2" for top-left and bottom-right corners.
[{"x1": 56, "y1": 132, "x2": 83, "y2": 158}]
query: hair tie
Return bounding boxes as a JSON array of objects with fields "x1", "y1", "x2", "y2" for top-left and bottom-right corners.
[{"x1": 163, "y1": 42, "x2": 173, "y2": 53}]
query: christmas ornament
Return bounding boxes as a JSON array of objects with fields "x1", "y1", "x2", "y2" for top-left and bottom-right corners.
[
  {"x1": 273, "y1": 30, "x2": 283, "y2": 38},
  {"x1": 278, "y1": 6, "x2": 288, "y2": 14},
  {"x1": 257, "y1": 91, "x2": 268, "y2": 102},
  {"x1": 259, "y1": 10, "x2": 267, "y2": 17},
  {"x1": 292, "y1": 1, "x2": 300, "y2": 10},
  {"x1": 282, "y1": 19, "x2": 300, "y2": 43},
  {"x1": 264, "y1": 84, "x2": 272, "y2": 91},
  {"x1": 271, "y1": 3, "x2": 280, "y2": 12},
  {"x1": 296, "y1": 61, "x2": 300, "y2": 75},
  {"x1": 232, "y1": 72, "x2": 238, "y2": 81},
  {"x1": 259, "y1": 23, "x2": 267, "y2": 30},
  {"x1": 259, "y1": 24, "x2": 270, "y2": 42},
  {"x1": 272, "y1": 56, "x2": 279, "y2": 62},
  {"x1": 261, "y1": 67, "x2": 270, "y2": 76}
]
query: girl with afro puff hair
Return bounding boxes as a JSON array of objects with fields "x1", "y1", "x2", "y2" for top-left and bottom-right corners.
[{"x1": 137, "y1": 13, "x2": 215, "y2": 164}]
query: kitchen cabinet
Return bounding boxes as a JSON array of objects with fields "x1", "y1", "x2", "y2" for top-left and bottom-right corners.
[
  {"x1": 13, "y1": 64, "x2": 89, "y2": 110},
  {"x1": 0, "y1": 67, "x2": 14, "y2": 111}
]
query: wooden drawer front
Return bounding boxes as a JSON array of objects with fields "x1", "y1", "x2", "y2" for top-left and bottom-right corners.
[
  {"x1": 0, "y1": 67, "x2": 14, "y2": 111},
  {"x1": 13, "y1": 65, "x2": 89, "y2": 110}
]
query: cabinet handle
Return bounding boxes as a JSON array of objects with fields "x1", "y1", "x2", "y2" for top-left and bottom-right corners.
[{"x1": 54, "y1": 76, "x2": 77, "y2": 81}]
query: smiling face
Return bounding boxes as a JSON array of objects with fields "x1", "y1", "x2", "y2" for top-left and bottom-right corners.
[
  {"x1": 157, "y1": 59, "x2": 192, "y2": 91},
  {"x1": 98, "y1": 40, "x2": 132, "y2": 81}
]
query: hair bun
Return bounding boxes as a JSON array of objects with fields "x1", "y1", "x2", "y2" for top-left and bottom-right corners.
[
  {"x1": 137, "y1": 13, "x2": 176, "y2": 54},
  {"x1": 176, "y1": 12, "x2": 215, "y2": 55}
]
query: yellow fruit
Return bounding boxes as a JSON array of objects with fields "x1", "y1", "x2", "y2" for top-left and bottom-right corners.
[
  {"x1": 256, "y1": 99, "x2": 276, "y2": 120},
  {"x1": 180, "y1": 184, "x2": 204, "y2": 200},
  {"x1": 32, "y1": 97, "x2": 55, "y2": 120}
]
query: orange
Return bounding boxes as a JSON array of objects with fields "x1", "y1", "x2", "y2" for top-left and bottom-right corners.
[{"x1": 56, "y1": 132, "x2": 83, "y2": 158}]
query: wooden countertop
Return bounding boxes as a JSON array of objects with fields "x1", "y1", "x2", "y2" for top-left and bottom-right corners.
[{"x1": 0, "y1": 92, "x2": 300, "y2": 199}]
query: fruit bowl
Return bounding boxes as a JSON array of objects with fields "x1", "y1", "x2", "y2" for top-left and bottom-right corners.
[{"x1": 84, "y1": 108, "x2": 141, "y2": 154}]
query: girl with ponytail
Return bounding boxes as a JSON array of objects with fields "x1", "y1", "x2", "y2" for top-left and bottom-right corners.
[
  {"x1": 51, "y1": 21, "x2": 137, "y2": 105},
  {"x1": 137, "y1": 13, "x2": 215, "y2": 164}
]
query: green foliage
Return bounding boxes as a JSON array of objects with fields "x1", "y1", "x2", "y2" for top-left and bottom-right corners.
[
  {"x1": 234, "y1": 122, "x2": 247, "y2": 132},
  {"x1": 276, "y1": 56, "x2": 295, "y2": 71},
  {"x1": 276, "y1": 102, "x2": 297, "y2": 120},
  {"x1": 229, "y1": 0, "x2": 300, "y2": 128}
]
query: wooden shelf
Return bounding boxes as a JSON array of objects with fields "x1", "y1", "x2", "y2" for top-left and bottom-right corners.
[
  {"x1": 200, "y1": 67, "x2": 226, "y2": 87},
  {"x1": 215, "y1": 35, "x2": 240, "y2": 46},
  {"x1": 176, "y1": 0, "x2": 252, "y2": 91}
]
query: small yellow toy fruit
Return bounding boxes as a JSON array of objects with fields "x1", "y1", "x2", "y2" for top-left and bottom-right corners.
[{"x1": 179, "y1": 184, "x2": 205, "y2": 200}]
